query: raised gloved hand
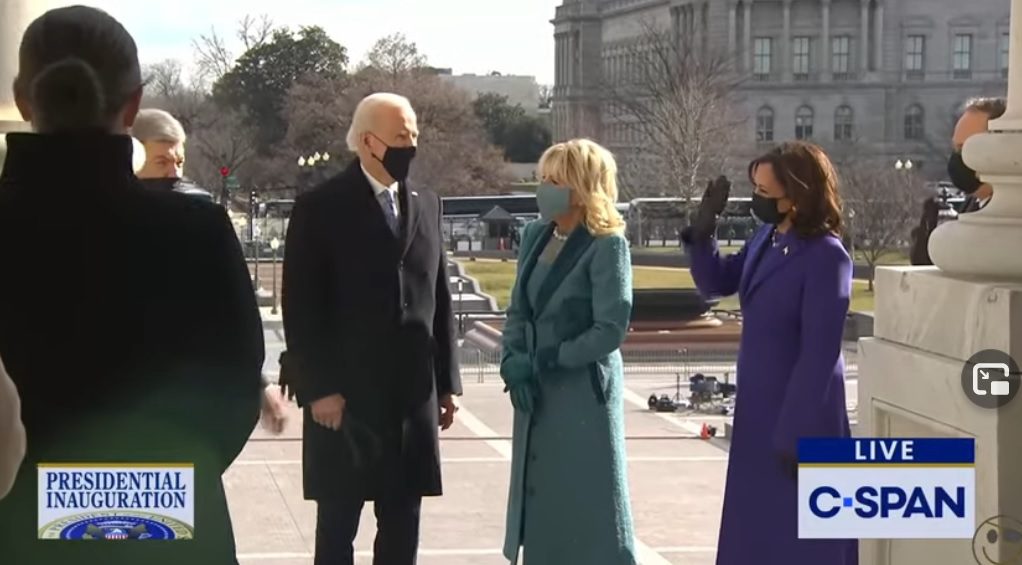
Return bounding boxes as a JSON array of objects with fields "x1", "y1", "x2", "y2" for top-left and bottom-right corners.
[{"x1": 687, "y1": 176, "x2": 732, "y2": 242}]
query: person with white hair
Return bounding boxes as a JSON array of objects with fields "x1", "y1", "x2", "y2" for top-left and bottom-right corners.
[
  {"x1": 131, "y1": 108, "x2": 214, "y2": 200},
  {"x1": 280, "y1": 92, "x2": 462, "y2": 565},
  {"x1": 132, "y1": 108, "x2": 289, "y2": 433},
  {"x1": 0, "y1": 356, "x2": 26, "y2": 500}
]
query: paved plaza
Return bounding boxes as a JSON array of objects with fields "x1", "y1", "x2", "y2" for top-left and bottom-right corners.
[
  {"x1": 235, "y1": 328, "x2": 859, "y2": 565},
  {"x1": 231, "y1": 330, "x2": 732, "y2": 565}
]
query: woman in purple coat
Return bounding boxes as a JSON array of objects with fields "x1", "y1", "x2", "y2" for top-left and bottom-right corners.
[{"x1": 682, "y1": 141, "x2": 857, "y2": 565}]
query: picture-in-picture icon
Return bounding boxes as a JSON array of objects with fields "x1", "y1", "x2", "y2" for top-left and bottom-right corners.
[
  {"x1": 974, "y1": 363, "x2": 1011, "y2": 396},
  {"x1": 961, "y1": 350, "x2": 1020, "y2": 409}
]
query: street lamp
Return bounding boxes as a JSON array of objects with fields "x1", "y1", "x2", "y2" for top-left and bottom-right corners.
[
  {"x1": 270, "y1": 237, "x2": 281, "y2": 315},
  {"x1": 298, "y1": 151, "x2": 331, "y2": 193}
]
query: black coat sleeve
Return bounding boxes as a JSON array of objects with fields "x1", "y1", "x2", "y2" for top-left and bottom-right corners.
[
  {"x1": 187, "y1": 205, "x2": 265, "y2": 470},
  {"x1": 282, "y1": 194, "x2": 348, "y2": 405},
  {"x1": 432, "y1": 194, "x2": 462, "y2": 396}
]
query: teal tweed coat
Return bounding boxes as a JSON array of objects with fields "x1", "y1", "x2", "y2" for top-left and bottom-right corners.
[{"x1": 500, "y1": 220, "x2": 637, "y2": 565}]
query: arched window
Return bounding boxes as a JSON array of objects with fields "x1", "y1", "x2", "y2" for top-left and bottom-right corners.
[
  {"x1": 904, "y1": 104, "x2": 925, "y2": 140},
  {"x1": 834, "y1": 106, "x2": 854, "y2": 142},
  {"x1": 795, "y1": 106, "x2": 814, "y2": 140},
  {"x1": 756, "y1": 106, "x2": 775, "y2": 142}
]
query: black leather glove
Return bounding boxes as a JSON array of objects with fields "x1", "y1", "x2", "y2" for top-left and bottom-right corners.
[
  {"x1": 909, "y1": 198, "x2": 939, "y2": 266},
  {"x1": 278, "y1": 350, "x2": 298, "y2": 403},
  {"x1": 687, "y1": 176, "x2": 731, "y2": 242}
]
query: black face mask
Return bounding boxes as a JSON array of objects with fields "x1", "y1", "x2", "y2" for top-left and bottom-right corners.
[
  {"x1": 370, "y1": 134, "x2": 416, "y2": 182},
  {"x1": 947, "y1": 151, "x2": 982, "y2": 195},
  {"x1": 751, "y1": 193, "x2": 786, "y2": 225}
]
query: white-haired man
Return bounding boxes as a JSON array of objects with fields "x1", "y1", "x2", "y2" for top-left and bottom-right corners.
[
  {"x1": 132, "y1": 108, "x2": 290, "y2": 433},
  {"x1": 281, "y1": 92, "x2": 461, "y2": 565},
  {"x1": 131, "y1": 108, "x2": 213, "y2": 200}
]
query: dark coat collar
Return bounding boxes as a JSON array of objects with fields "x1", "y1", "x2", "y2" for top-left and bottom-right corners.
[
  {"x1": 339, "y1": 159, "x2": 421, "y2": 258},
  {"x1": 1, "y1": 132, "x2": 136, "y2": 189}
]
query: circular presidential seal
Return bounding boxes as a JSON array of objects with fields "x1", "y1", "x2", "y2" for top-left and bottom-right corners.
[{"x1": 39, "y1": 511, "x2": 193, "y2": 540}]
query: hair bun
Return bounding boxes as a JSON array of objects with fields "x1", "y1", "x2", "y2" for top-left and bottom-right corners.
[{"x1": 30, "y1": 57, "x2": 106, "y2": 132}]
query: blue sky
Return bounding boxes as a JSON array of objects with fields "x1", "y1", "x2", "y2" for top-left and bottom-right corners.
[{"x1": 83, "y1": 0, "x2": 560, "y2": 85}]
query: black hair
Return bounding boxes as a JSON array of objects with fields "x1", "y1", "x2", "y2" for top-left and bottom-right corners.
[{"x1": 14, "y1": 6, "x2": 142, "y2": 133}]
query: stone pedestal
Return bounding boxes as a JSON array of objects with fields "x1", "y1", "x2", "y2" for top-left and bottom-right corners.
[
  {"x1": 1, "y1": 0, "x2": 53, "y2": 169},
  {"x1": 857, "y1": 267, "x2": 1022, "y2": 565}
]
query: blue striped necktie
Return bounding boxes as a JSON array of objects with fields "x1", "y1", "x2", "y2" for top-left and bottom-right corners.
[{"x1": 380, "y1": 190, "x2": 399, "y2": 236}]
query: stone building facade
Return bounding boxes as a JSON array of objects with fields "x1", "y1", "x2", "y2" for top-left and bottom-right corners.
[{"x1": 551, "y1": 0, "x2": 1010, "y2": 191}]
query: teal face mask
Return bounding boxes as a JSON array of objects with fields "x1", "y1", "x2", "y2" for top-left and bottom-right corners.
[{"x1": 536, "y1": 183, "x2": 571, "y2": 221}]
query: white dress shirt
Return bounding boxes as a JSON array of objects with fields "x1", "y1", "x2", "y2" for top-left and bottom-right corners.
[
  {"x1": 0, "y1": 357, "x2": 25, "y2": 499},
  {"x1": 362, "y1": 165, "x2": 400, "y2": 221}
]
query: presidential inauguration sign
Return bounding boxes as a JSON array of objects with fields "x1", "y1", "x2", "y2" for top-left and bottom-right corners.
[
  {"x1": 798, "y1": 438, "x2": 975, "y2": 539},
  {"x1": 37, "y1": 464, "x2": 194, "y2": 540}
]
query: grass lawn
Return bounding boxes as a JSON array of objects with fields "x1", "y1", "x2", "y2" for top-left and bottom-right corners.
[{"x1": 458, "y1": 259, "x2": 874, "y2": 313}]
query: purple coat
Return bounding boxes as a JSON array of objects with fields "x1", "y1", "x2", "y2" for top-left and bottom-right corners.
[{"x1": 685, "y1": 224, "x2": 858, "y2": 565}]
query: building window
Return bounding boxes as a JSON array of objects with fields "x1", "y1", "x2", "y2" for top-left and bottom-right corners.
[
  {"x1": 756, "y1": 107, "x2": 775, "y2": 142},
  {"x1": 834, "y1": 106, "x2": 854, "y2": 142},
  {"x1": 904, "y1": 104, "x2": 925, "y2": 140},
  {"x1": 832, "y1": 36, "x2": 851, "y2": 79},
  {"x1": 754, "y1": 37, "x2": 772, "y2": 79},
  {"x1": 1001, "y1": 32, "x2": 1010, "y2": 78},
  {"x1": 953, "y1": 34, "x2": 972, "y2": 79},
  {"x1": 905, "y1": 35, "x2": 925, "y2": 79},
  {"x1": 793, "y1": 36, "x2": 811, "y2": 80},
  {"x1": 795, "y1": 106, "x2": 814, "y2": 140}
]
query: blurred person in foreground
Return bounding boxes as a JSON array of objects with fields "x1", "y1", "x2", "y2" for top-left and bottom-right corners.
[
  {"x1": 499, "y1": 139, "x2": 636, "y2": 565},
  {"x1": 0, "y1": 357, "x2": 26, "y2": 500},
  {"x1": 281, "y1": 92, "x2": 461, "y2": 565},
  {"x1": 681, "y1": 141, "x2": 857, "y2": 565},
  {"x1": 910, "y1": 96, "x2": 1006, "y2": 265},
  {"x1": 132, "y1": 107, "x2": 289, "y2": 433},
  {"x1": 0, "y1": 6, "x2": 263, "y2": 564}
]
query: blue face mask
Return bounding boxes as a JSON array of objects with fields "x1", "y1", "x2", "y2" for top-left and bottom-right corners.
[{"x1": 536, "y1": 183, "x2": 572, "y2": 221}]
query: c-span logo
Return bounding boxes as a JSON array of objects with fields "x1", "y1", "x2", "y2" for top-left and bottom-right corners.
[
  {"x1": 37, "y1": 464, "x2": 194, "y2": 540},
  {"x1": 798, "y1": 438, "x2": 975, "y2": 539}
]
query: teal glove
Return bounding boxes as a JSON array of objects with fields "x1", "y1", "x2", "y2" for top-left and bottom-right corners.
[
  {"x1": 501, "y1": 354, "x2": 538, "y2": 413},
  {"x1": 501, "y1": 354, "x2": 533, "y2": 385},
  {"x1": 509, "y1": 380, "x2": 538, "y2": 414}
]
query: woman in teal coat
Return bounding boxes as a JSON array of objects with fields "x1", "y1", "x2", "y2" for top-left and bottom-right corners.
[{"x1": 500, "y1": 138, "x2": 636, "y2": 565}]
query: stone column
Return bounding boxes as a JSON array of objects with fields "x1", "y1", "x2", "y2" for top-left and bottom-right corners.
[
  {"x1": 728, "y1": 1, "x2": 738, "y2": 65},
  {"x1": 743, "y1": 1, "x2": 753, "y2": 73},
  {"x1": 859, "y1": 1, "x2": 1022, "y2": 564},
  {"x1": 1, "y1": 0, "x2": 49, "y2": 126},
  {"x1": 1, "y1": 0, "x2": 49, "y2": 170},
  {"x1": 860, "y1": 0, "x2": 870, "y2": 73},
  {"x1": 821, "y1": 0, "x2": 832, "y2": 79},
  {"x1": 873, "y1": 1, "x2": 884, "y2": 72},
  {"x1": 699, "y1": 2, "x2": 708, "y2": 55},
  {"x1": 928, "y1": 0, "x2": 1022, "y2": 278},
  {"x1": 782, "y1": 0, "x2": 792, "y2": 81}
]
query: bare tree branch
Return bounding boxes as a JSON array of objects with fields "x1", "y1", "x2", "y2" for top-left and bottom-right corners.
[
  {"x1": 602, "y1": 20, "x2": 745, "y2": 202},
  {"x1": 841, "y1": 154, "x2": 925, "y2": 289},
  {"x1": 239, "y1": 14, "x2": 274, "y2": 51},
  {"x1": 192, "y1": 27, "x2": 233, "y2": 86}
]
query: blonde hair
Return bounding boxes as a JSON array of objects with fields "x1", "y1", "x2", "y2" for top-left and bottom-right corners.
[{"x1": 538, "y1": 138, "x2": 625, "y2": 237}]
